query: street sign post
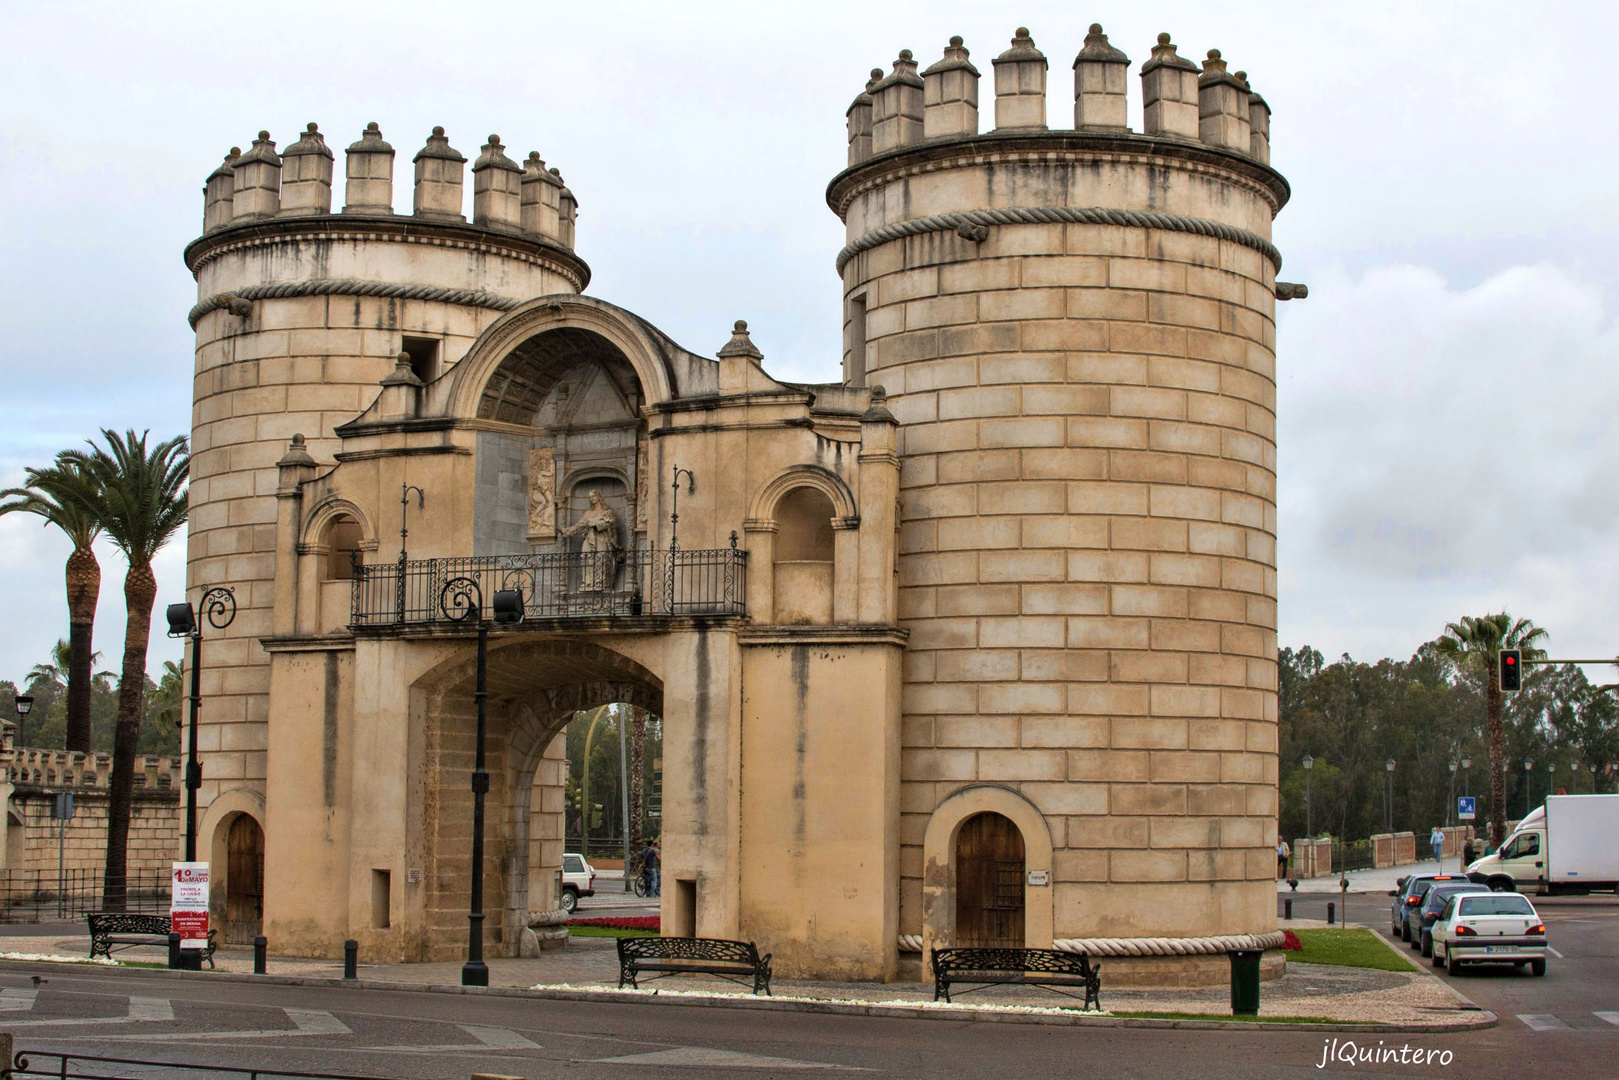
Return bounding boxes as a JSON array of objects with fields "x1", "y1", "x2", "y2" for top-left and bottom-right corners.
[
  {"x1": 170, "y1": 861, "x2": 209, "y2": 969},
  {"x1": 51, "y1": 793, "x2": 73, "y2": 918},
  {"x1": 1458, "y1": 796, "x2": 1476, "y2": 822}
]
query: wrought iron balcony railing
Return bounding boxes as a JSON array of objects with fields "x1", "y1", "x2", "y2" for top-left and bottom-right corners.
[{"x1": 349, "y1": 547, "x2": 747, "y2": 628}]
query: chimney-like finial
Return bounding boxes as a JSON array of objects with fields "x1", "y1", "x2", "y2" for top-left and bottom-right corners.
[
  {"x1": 1140, "y1": 31, "x2": 1200, "y2": 140},
  {"x1": 717, "y1": 319, "x2": 764, "y2": 362},
  {"x1": 923, "y1": 34, "x2": 981, "y2": 140},
  {"x1": 342, "y1": 122, "x2": 395, "y2": 215},
  {"x1": 280, "y1": 122, "x2": 334, "y2": 216},
  {"x1": 472, "y1": 134, "x2": 522, "y2": 232},
  {"x1": 992, "y1": 26, "x2": 1048, "y2": 131},
  {"x1": 1197, "y1": 47, "x2": 1252, "y2": 152},
  {"x1": 1072, "y1": 22, "x2": 1130, "y2": 131},
  {"x1": 202, "y1": 146, "x2": 240, "y2": 232},
  {"x1": 412, "y1": 126, "x2": 467, "y2": 220},
  {"x1": 871, "y1": 50, "x2": 925, "y2": 153},
  {"x1": 231, "y1": 130, "x2": 282, "y2": 221}
]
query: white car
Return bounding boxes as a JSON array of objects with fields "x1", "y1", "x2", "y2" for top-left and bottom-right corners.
[
  {"x1": 561, "y1": 852, "x2": 596, "y2": 913},
  {"x1": 1431, "y1": 890, "x2": 1548, "y2": 976}
]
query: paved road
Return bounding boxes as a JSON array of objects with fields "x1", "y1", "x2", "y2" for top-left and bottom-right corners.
[{"x1": 2, "y1": 959, "x2": 1615, "y2": 1079}]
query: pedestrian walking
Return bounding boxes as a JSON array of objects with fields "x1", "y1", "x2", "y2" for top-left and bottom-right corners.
[
  {"x1": 1276, "y1": 838, "x2": 1290, "y2": 880},
  {"x1": 1462, "y1": 837, "x2": 1476, "y2": 867},
  {"x1": 640, "y1": 838, "x2": 661, "y2": 897},
  {"x1": 1429, "y1": 826, "x2": 1445, "y2": 871}
]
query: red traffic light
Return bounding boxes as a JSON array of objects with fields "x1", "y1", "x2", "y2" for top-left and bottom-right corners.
[{"x1": 1499, "y1": 648, "x2": 1522, "y2": 692}]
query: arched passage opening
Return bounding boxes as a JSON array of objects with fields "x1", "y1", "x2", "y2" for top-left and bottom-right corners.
[
  {"x1": 414, "y1": 637, "x2": 663, "y2": 961},
  {"x1": 214, "y1": 811, "x2": 264, "y2": 944}
]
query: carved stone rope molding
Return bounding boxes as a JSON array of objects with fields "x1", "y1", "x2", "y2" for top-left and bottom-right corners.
[
  {"x1": 896, "y1": 931, "x2": 1287, "y2": 955},
  {"x1": 188, "y1": 279, "x2": 524, "y2": 328},
  {"x1": 836, "y1": 206, "x2": 1283, "y2": 276}
]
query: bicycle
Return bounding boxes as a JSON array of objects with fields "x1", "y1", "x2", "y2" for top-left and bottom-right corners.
[{"x1": 632, "y1": 866, "x2": 654, "y2": 897}]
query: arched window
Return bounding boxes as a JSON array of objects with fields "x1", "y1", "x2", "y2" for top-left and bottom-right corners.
[
  {"x1": 772, "y1": 487, "x2": 835, "y2": 624},
  {"x1": 322, "y1": 516, "x2": 363, "y2": 581}
]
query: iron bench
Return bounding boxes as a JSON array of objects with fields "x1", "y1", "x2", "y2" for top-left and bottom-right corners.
[
  {"x1": 87, "y1": 912, "x2": 216, "y2": 968},
  {"x1": 616, "y1": 936, "x2": 772, "y2": 995},
  {"x1": 931, "y1": 946, "x2": 1101, "y2": 1010}
]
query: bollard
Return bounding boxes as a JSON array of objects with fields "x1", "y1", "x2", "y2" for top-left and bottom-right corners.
[
  {"x1": 1284, "y1": 898, "x2": 1292, "y2": 920},
  {"x1": 1229, "y1": 948, "x2": 1262, "y2": 1016},
  {"x1": 343, "y1": 938, "x2": 358, "y2": 979},
  {"x1": 1327, "y1": 901, "x2": 1336, "y2": 925},
  {"x1": 253, "y1": 935, "x2": 268, "y2": 975},
  {"x1": 167, "y1": 932, "x2": 182, "y2": 970}
]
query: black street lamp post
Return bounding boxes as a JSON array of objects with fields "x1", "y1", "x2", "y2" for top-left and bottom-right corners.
[
  {"x1": 1524, "y1": 759, "x2": 1535, "y2": 817},
  {"x1": 13, "y1": 695, "x2": 32, "y2": 748},
  {"x1": 1301, "y1": 754, "x2": 1314, "y2": 839},
  {"x1": 439, "y1": 577, "x2": 524, "y2": 987},
  {"x1": 1385, "y1": 758, "x2": 1396, "y2": 833},
  {"x1": 1448, "y1": 758, "x2": 1459, "y2": 827},
  {"x1": 165, "y1": 586, "x2": 237, "y2": 862},
  {"x1": 1462, "y1": 754, "x2": 1472, "y2": 797}
]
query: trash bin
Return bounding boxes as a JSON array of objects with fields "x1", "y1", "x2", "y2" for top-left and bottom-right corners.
[{"x1": 1229, "y1": 948, "x2": 1261, "y2": 1016}]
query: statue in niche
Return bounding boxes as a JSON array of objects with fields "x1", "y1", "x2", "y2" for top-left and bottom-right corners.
[
  {"x1": 527, "y1": 448, "x2": 556, "y2": 540},
  {"x1": 560, "y1": 490, "x2": 621, "y2": 591}
]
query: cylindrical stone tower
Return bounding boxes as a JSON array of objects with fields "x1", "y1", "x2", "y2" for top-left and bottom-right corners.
[
  {"x1": 182, "y1": 122, "x2": 588, "y2": 843},
  {"x1": 830, "y1": 25, "x2": 1290, "y2": 965}
]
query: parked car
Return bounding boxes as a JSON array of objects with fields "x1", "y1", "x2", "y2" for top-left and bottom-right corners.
[
  {"x1": 1466, "y1": 794, "x2": 1619, "y2": 895},
  {"x1": 1407, "y1": 881, "x2": 1488, "y2": 957},
  {"x1": 1389, "y1": 873, "x2": 1471, "y2": 940},
  {"x1": 1431, "y1": 890, "x2": 1548, "y2": 976},
  {"x1": 561, "y1": 852, "x2": 596, "y2": 913}
]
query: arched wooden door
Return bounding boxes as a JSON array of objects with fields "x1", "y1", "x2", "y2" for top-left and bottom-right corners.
[
  {"x1": 954, "y1": 812, "x2": 1025, "y2": 948},
  {"x1": 225, "y1": 814, "x2": 265, "y2": 944}
]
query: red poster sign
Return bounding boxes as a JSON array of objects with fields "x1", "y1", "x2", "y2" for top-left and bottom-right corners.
[{"x1": 171, "y1": 861, "x2": 210, "y2": 948}]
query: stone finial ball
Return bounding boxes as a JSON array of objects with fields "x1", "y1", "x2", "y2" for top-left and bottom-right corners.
[
  {"x1": 365, "y1": 121, "x2": 380, "y2": 133},
  {"x1": 899, "y1": 48, "x2": 912, "y2": 60},
  {"x1": 527, "y1": 150, "x2": 540, "y2": 161},
  {"x1": 1014, "y1": 27, "x2": 1030, "y2": 38},
  {"x1": 290, "y1": 434, "x2": 306, "y2": 447},
  {"x1": 1235, "y1": 70, "x2": 1247, "y2": 81},
  {"x1": 306, "y1": 122, "x2": 318, "y2": 133},
  {"x1": 1089, "y1": 23, "x2": 1102, "y2": 33},
  {"x1": 734, "y1": 320, "x2": 748, "y2": 332},
  {"x1": 949, "y1": 35, "x2": 963, "y2": 47},
  {"x1": 1158, "y1": 32, "x2": 1171, "y2": 45},
  {"x1": 870, "y1": 68, "x2": 883, "y2": 80},
  {"x1": 230, "y1": 146, "x2": 241, "y2": 156},
  {"x1": 258, "y1": 130, "x2": 270, "y2": 139},
  {"x1": 1208, "y1": 48, "x2": 1222, "y2": 60},
  {"x1": 432, "y1": 125, "x2": 445, "y2": 136},
  {"x1": 488, "y1": 134, "x2": 500, "y2": 143}
]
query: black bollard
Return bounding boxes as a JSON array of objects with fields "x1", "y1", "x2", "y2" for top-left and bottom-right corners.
[
  {"x1": 1284, "y1": 898, "x2": 1292, "y2": 920},
  {"x1": 167, "y1": 932, "x2": 182, "y2": 970},
  {"x1": 343, "y1": 938, "x2": 358, "y2": 979},
  {"x1": 253, "y1": 935, "x2": 268, "y2": 975},
  {"x1": 1327, "y1": 901, "x2": 1336, "y2": 925}
]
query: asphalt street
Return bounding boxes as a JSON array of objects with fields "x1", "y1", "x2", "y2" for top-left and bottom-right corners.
[{"x1": 2, "y1": 943, "x2": 1616, "y2": 1080}]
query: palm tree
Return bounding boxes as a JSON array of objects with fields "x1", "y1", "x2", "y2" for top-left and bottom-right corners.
[
  {"x1": 58, "y1": 429, "x2": 189, "y2": 912},
  {"x1": 2, "y1": 460, "x2": 104, "y2": 752},
  {"x1": 1437, "y1": 613, "x2": 1548, "y2": 846}
]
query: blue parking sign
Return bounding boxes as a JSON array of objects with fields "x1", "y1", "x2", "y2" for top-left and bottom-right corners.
[{"x1": 1457, "y1": 796, "x2": 1476, "y2": 821}]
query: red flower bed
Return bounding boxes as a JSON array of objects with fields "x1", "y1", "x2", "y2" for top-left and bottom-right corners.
[
  {"x1": 571, "y1": 916, "x2": 660, "y2": 931},
  {"x1": 1281, "y1": 930, "x2": 1303, "y2": 952}
]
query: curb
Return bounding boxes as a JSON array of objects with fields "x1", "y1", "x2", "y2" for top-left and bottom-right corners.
[{"x1": 0, "y1": 959, "x2": 1499, "y2": 1033}]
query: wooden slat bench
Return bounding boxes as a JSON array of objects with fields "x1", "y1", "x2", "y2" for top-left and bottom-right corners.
[
  {"x1": 87, "y1": 913, "x2": 217, "y2": 968},
  {"x1": 931, "y1": 947, "x2": 1101, "y2": 1010},
  {"x1": 616, "y1": 936, "x2": 772, "y2": 995}
]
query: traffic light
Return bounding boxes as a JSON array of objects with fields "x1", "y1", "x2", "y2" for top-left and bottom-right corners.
[{"x1": 1499, "y1": 649, "x2": 1522, "y2": 692}]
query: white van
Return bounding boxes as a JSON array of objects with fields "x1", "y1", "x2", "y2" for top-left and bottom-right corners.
[{"x1": 1467, "y1": 794, "x2": 1619, "y2": 895}]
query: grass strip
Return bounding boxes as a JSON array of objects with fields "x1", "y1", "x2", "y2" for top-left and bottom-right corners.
[
  {"x1": 1290, "y1": 928, "x2": 1417, "y2": 972},
  {"x1": 569, "y1": 926, "x2": 661, "y2": 939},
  {"x1": 1112, "y1": 1010, "x2": 1378, "y2": 1025}
]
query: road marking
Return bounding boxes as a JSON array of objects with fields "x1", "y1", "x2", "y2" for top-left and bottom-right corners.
[
  {"x1": 0, "y1": 988, "x2": 38, "y2": 1012},
  {"x1": 1518, "y1": 1014, "x2": 1572, "y2": 1031},
  {"x1": 367, "y1": 1024, "x2": 540, "y2": 1053},
  {"x1": 80, "y1": 1008, "x2": 352, "y2": 1041},
  {"x1": 128, "y1": 997, "x2": 173, "y2": 1021},
  {"x1": 1597, "y1": 1012, "x2": 1619, "y2": 1027},
  {"x1": 592, "y1": 1047, "x2": 870, "y2": 1070},
  {"x1": 1548, "y1": 946, "x2": 1565, "y2": 958}
]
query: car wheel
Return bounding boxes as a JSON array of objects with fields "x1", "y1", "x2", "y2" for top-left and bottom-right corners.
[
  {"x1": 561, "y1": 887, "x2": 578, "y2": 913},
  {"x1": 1408, "y1": 926, "x2": 1422, "y2": 949},
  {"x1": 1488, "y1": 877, "x2": 1515, "y2": 893},
  {"x1": 1399, "y1": 921, "x2": 1410, "y2": 941},
  {"x1": 1431, "y1": 944, "x2": 1444, "y2": 968},
  {"x1": 1530, "y1": 959, "x2": 1546, "y2": 977},
  {"x1": 1421, "y1": 932, "x2": 1432, "y2": 958},
  {"x1": 1446, "y1": 947, "x2": 1462, "y2": 976}
]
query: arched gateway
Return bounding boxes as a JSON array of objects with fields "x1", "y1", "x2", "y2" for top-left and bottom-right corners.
[{"x1": 197, "y1": 22, "x2": 1295, "y2": 984}]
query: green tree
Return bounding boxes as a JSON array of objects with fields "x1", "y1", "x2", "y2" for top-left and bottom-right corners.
[
  {"x1": 58, "y1": 429, "x2": 189, "y2": 912},
  {"x1": 139, "y1": 661, "x2": 184, "y2": 756},
  {"x1": 1435, "y1": 614, "x2": 1549, "y2": 845},
  {"x1": 2, "y1": 458, "x2": 104, "y2": 752}
]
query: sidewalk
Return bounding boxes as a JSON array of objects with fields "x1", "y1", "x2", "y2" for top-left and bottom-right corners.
[
  {"x1": 1280, "y1": 859, "x2": 1460, "y2": 895},
  {"x1": 0, "y1": 921, "x2": 1489, "y2": 1029}
]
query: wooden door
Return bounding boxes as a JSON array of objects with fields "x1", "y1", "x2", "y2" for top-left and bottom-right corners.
[
  {"x1": 225, "y1": 814, "x2": 265, "y2": 944},
  {"x1": 954, "y1": 812, "x2": 1025, "y2": 948}
]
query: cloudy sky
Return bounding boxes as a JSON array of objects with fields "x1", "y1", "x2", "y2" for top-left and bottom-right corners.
[{"x1": 3, "y1": 1, "x2": 1617, "y2": 684}]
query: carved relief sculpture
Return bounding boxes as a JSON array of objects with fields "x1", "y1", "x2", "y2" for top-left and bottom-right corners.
[
  {"x1": 527, "y1": 447, "x2": 556, "y2": 540},
  {"x1": 635, "y1": 436, "x2": 649, "y2": 531}
]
